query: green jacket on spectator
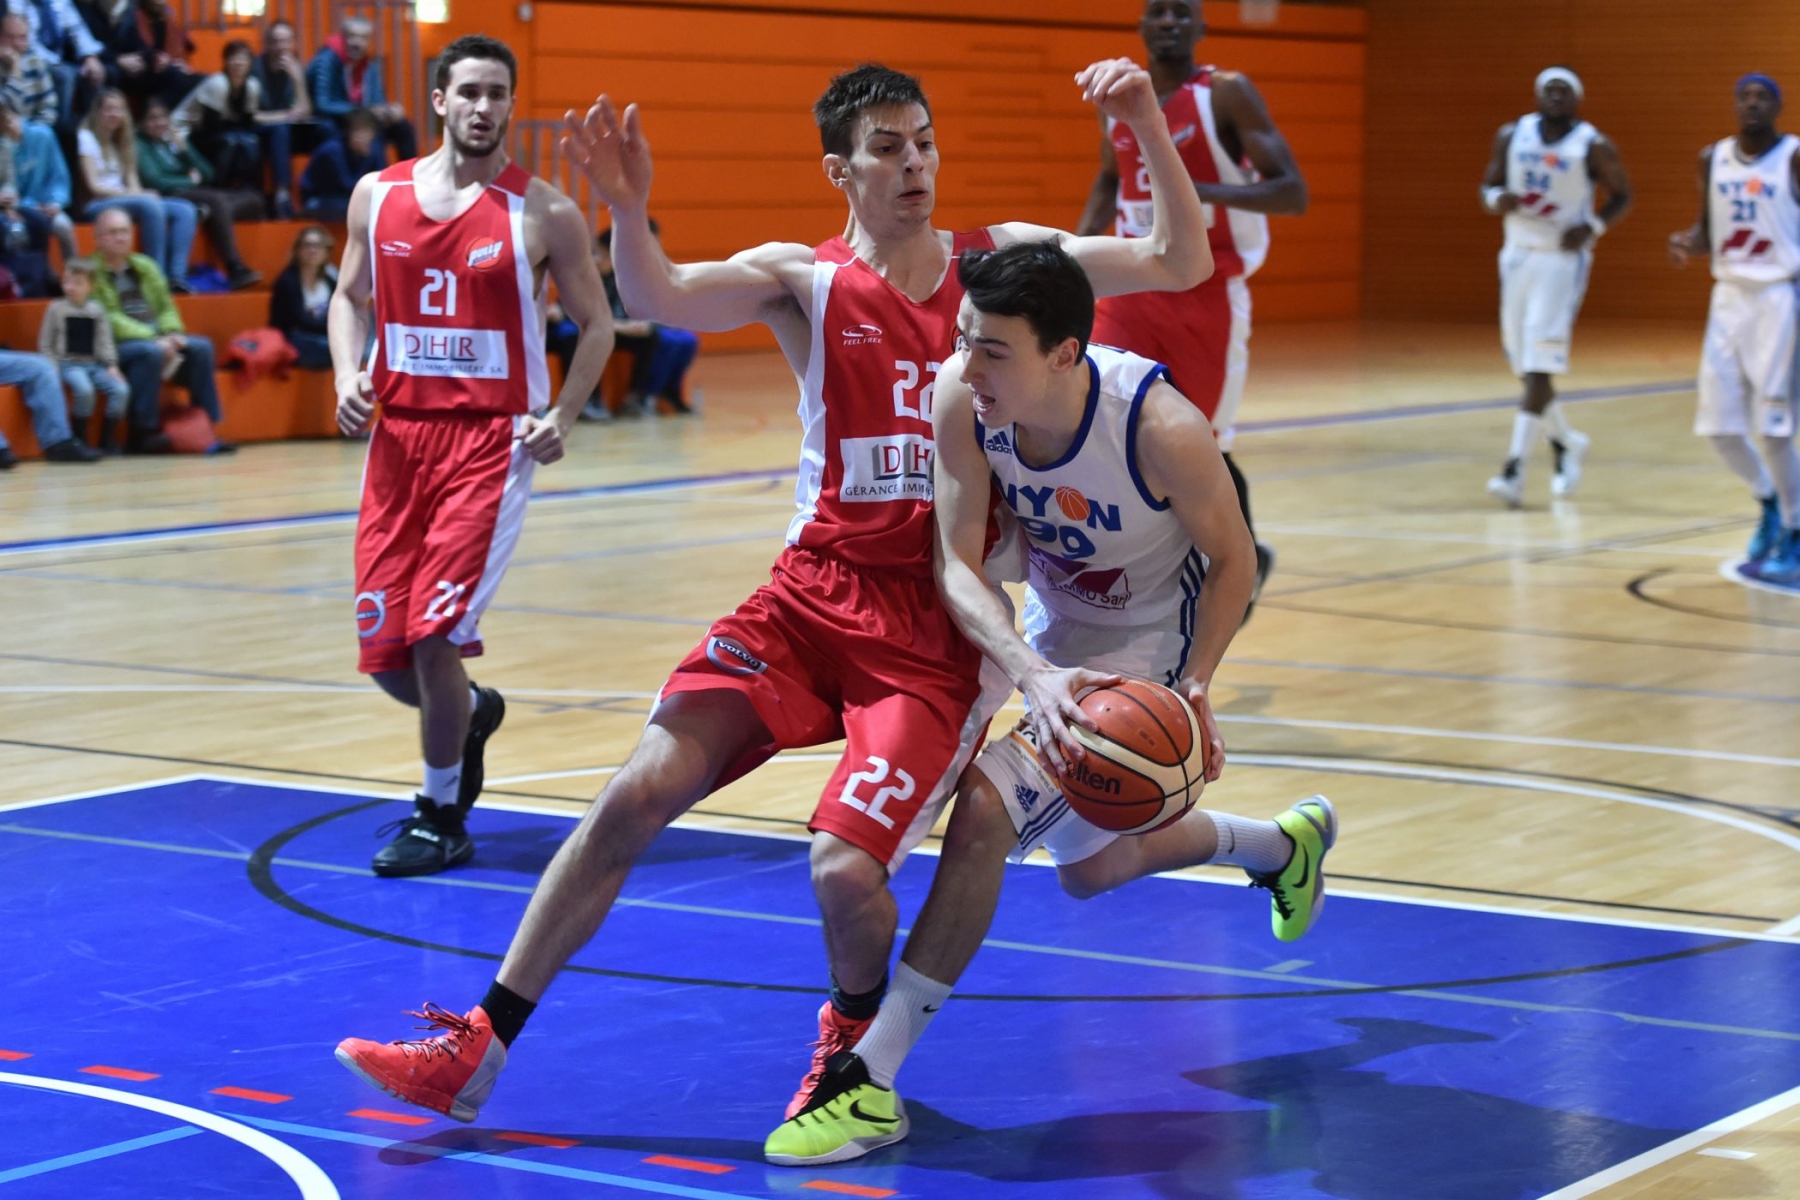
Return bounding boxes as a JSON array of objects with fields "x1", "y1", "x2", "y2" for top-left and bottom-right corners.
[
  {"x1": 92, "y1": 252, "x2": 185, "y2": 342},
  {"x1": 135, "y1": 133, "x2": 213, "y2": 195}
]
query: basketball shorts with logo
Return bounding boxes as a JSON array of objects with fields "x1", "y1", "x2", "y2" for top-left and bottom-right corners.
[
  {"x1": 655, "y1": 545, "x2": 1015, "y2": 873},
  {"x1": 1092, "y1": 274, "x2": 1252, "y2": 450},
  {"x1": 977, "y1": 595, "x2": 1193, "y2": 868},
  {"x1": 1498, "y1": 245, "x2": 1592, "y2": 377},
  {"x1": 353, "y1": 410, "x2": 535, "y2": 673},
  {"x1": 1695, "y1": 279, "x2": 1800, "y2": 438}
]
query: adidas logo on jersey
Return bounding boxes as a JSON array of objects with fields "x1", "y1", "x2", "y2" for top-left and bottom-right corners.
[{"x1": 984, "y1": 429, "x2": 1012, "y2": 455}]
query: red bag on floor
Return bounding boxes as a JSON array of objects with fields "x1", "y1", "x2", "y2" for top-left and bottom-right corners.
[
  {"x1": 224, "y1": 327, "x2": 300, "y2": 389},
  {"x1": 159, "y1": 402, "x2": 217, "y2": 453}
]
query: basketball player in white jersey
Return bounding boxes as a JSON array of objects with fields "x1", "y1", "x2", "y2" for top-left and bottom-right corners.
[
  {"x1": 1670, "y1": 74, "x2": 1800, "y2": 583},
  {"x1": 329, "y1": 37, "x2": 615, "y2": 877},
  {"x1": 1480, "y1": 67, "x2": 1632, "y2": 507},
  {"x1": 763, "y1": 241, "x2": 1336, "y2": 1166},
  {"x1": 1076, "y1": 0, "x2": 1307, "y2": 617}
]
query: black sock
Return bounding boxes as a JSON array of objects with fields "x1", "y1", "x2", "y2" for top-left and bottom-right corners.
[
  {"x1": 1222, "y1": 452, "x2": 1255, "y2": 540},
  {"x1": 1501, "y1": 456, "x2": 1522, "y2": 479},
  {"x1": 829, "y1": 973, "x2": 887, "y2": 1021},
  {"x1": 480, "y1": 980, "x2": 537, "y2": 1047}
]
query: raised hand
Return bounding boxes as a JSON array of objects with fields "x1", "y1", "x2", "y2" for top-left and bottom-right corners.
[
  {"x1": 562, "y1": 95, "x2": 654, "y2": 213},
  {"x1": 1076, "y1": 58, "x2": 1159, "y2": 128}
]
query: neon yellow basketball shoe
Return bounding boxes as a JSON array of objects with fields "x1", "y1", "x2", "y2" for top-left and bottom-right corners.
[
  {"x1": 764, "y1": 1052, "x2": 908, "y2": 1167},
  {"x1": 1252, "y1": 795, "x2": 1337, "y2": 942}
]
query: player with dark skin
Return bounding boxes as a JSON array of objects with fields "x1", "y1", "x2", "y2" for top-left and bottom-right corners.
[
  {"x1": 1668, "y1": 79, "x2": 1798, "y2": 268},
  {"x1": 1482, "y1": 77, "x2": 1633, "y2": 419}
]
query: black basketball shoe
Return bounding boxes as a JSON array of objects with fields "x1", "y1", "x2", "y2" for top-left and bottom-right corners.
[
  {"x1": 458, "y1": 685, "x2": 506, "y2": 812},
  {"x1": 372, "y1": 796, "x2": 475, "y2": 877}
]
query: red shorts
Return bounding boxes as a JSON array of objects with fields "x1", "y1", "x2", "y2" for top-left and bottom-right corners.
[
  {"x1": 1092, "y1": 275, "x2": 1251, "y2": 446},
  {"x1": 660, "y1": 545, "x2": 1010, "y2": 871},
  {"x1": 353, "y1": 410, "x2": 533, "y2": 674}
]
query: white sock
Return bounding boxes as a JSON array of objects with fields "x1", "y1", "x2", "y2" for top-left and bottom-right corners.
[
  {"x1": 1507, "y1": 412, "x2": 1542, "y2": 470},
  {"x1": 1761, "y1": 435, "x2": 1800, "y2": 528},
  {"x1": 855, "y1": 962, "x2": 953, "y2": 1089},
  {"x1": 468, "y1": 683, "x2": 483, "y2": 711},
  {"x1": 1206, "y1": 812, "x2": 1293, "y2": 876},
  {"x1": 421, "y1": 761, "x2": 462, "y2": 807},
  {"x1": 1541, "y1": 402, "x2": 1572, "y2": 443},
  {"x1": 1710, "y1": 434, "x2": 1775, "y2": 499}
]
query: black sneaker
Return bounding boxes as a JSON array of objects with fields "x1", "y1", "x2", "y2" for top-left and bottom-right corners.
[
  {"x1": 372, "y1": 796, "x2": 474, "y2": 877},
  {"x1": 0, "y1": 445, "x2": 17, "y2": 470},
  {"x1": 458, "y1": 685, "x2": 506, "y2": 811},
  {"x1": 1241, "y1": 541, "x2": 1276, "y2": 627},
  {"x1": 42, "y1": 438, "x2": 103, "y2": 463}
]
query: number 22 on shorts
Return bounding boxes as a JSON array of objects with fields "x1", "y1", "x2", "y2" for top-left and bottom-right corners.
[{"x1": 838, "y1": 756, "x2": 916, "y2": 830}]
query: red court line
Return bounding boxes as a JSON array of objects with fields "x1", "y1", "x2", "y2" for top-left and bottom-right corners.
[
  {"x1": 499, "y1": 1131, "x2": 579, "y2": 1149},
  {"x1": 643, "y1": 1154, "x2": 735, "y2": 1175},
  {"x1": 0, "y1": 1050, "x2": 29, "y2": 1061},
  {"x1": 211, "y1": 1086, "x2": 293, "y2": 1104},
  {"x1": 348, "y1": 1107, "x2": 433, "y2": 1126},
  {"x1": 79, "y1": 1065, "x2": 159, "y2": 1082},
  {"x1": 801, "y1": 1182, "x2": 897, "y2": 1198}
]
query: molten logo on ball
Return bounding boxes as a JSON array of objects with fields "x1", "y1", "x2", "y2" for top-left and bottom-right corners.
[{"x1": 1067, "y1": 757, "x2": 1122, "y2": 795}]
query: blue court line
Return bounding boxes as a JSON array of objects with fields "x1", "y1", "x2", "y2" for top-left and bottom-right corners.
[
  {"x1": 233, "y1": 1114, "x2": 751, "y2": 1200},
  {"x1": 0, "y1": 1126, "x2": 201, "y2": 1184},
  {"x1": 1231, "y1": 379, "x2": 1691, "y2": 434}
]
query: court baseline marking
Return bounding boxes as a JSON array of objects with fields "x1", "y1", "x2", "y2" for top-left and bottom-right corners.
[{"x1": 0, "y1": 1128, "x2": 201, "y2": 1185}]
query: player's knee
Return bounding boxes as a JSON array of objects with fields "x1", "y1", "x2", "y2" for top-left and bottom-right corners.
[
  {"x1": 810, "y1": 834, "x2": 887, "y2": 916},
  {"x1": 1057, "y1": 865, "x2": 1108, "y2": 901},
  {"x1": 943, "y1": 771, "x2": 1017, "y2": 863},
  {"x1": 370, "y1": 669, "x2": 418, "y2": 706}
]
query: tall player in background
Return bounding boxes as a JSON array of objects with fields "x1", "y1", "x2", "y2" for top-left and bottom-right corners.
[
  {"x1": 330, "y1": 36, "x2": 615, "y2": 878},
  {"x1": 334, "y1": 59, "x2": 1208, "y2": 1126},
  {"x1": 1670, "y1": 74, "x2": 1800, "y2": 585},
  {"x1": 1480, "y1": 68, "x2": 1632, "y2": 507},
  {"x1": 1077, "y1": 0, "x2": 1305, "y2": 617}
]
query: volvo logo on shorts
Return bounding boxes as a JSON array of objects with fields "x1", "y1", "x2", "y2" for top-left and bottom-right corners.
[
  {"x1": 466, "y1": 236, "x2": 505, "y2": 270},
  {"x1": 378, "y1": 240, "x2": 412, "y2": 257},
  {"x1": 354, "y1": 590, "x2": 388, "y2": 639},
  {"x1": 706, "y1": 635, "x2": 767, "y2": 676},
  {"x1": 842, "y1": 323, "x2": 884, "y2": 346}
]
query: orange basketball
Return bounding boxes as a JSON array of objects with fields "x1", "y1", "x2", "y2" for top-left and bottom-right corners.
[
  {"x1": 1063, "y1": 679, "x2": 1205, "y2": 834},
  {"x1": 1055, "y1": 486, "x2": 1090, "y2": 521}
]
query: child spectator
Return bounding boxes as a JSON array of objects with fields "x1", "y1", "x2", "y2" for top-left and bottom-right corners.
[{"x1": 39, "y1": 257, "x2": 128, "y2": 451}]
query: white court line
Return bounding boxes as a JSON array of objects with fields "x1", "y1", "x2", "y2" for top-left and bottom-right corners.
[
  {"x1": 1257, "y1": 522, "x2": 1739, "y2": 558},
  {"x1": 0, "y1": 1071, "x2": 339, "y2": 1199},
  {"x1": 1538, "y1": 1082, "x2": 1800, "y2": 1198},
  {"x1": 488, "y1": 751, "x2": 843, "y2": 787}
]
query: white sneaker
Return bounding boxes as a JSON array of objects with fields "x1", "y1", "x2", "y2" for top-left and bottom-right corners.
[
  {"x1": 1486, "y1": 473, "x2": 1524, "y2": 508},
  {"x1": 1551, "y1": 431, "x2": 1590, "y2": 497}
]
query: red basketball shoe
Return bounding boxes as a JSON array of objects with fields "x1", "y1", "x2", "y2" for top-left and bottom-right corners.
[
  {"x1": 335, "y1": 1003, "x2": 506, "y2": 1123},
  {"x1": 785, "y1": 1002, "x2": 873, "y2": 1119}
]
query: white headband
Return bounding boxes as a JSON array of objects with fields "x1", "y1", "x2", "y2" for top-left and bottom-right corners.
[{"x1": 1536, "y1": 67, "x2": 1583, "y2": 101}]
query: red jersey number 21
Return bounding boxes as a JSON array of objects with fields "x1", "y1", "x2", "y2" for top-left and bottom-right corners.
[{"x1": 420, "y1": 269, "x2": 459, "y2": 317}]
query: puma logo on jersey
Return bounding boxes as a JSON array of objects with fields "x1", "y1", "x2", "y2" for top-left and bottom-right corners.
[
  {"x1": 379, "y1": 240, "x2": 412, "y2": 257},
  {"x1": 842, "y1": 323, "x2": 884, "y2": 346},
  {"x1": 466, "y1": 237, "x2": 505, "y2": 270}
]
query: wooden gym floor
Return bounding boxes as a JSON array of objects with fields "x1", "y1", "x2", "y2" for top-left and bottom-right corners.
[{"x1": 4, "y1": 318, "x2": 1799, "y2": 1197}]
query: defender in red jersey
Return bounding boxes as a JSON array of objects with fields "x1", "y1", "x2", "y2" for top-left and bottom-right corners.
[
  {"x1": 327, "y1": 36, "x2": 615, "y2": 879},
  {"x1": 335, "y1": 59, "x2": 1208, "y2": 1127},
  {"x1": 1077, "y1": 0, "x2": 1309, "y2": 616}
]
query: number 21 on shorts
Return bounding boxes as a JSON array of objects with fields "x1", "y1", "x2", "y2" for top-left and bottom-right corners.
[{"x1": 424, "y1": 579, "x2": 467, "y2": 622}]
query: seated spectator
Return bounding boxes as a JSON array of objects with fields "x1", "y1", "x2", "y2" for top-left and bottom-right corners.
[
  {"x1": 94, "y1": 0, "x2": 194, "y2": 111},
  {"x1": 88, "y1": 205, "x2": 231, "y2": 454},
  {"x1": 269, "y1": 224, "x2": 332, "y2": 369},
  {"x1": 138, "y1": 98, "x2": 260, "y2": 289},
  {"x1": 0, "y1": 13, "x2": 58, "y2": 127},
  {"x1": 40, "y1": 257, "x2": 127, "y2": 450},
  {"x1": 0, "y1": 346, "x2": 99, "y2": 462},
  {"x1": 170, "y1": 38, "x2": 262, "y2": 191},
  {"x1": 10, "y1": 0, "x2": 105, "y2": 130},
  {"x1": 8, "y1": 95, "x2": 73, "y2": 262},
  {"x1": 251, "y1": 19, "x2": 327, "y2": 218},
  {"x1": 306, "y1": 17, "x2": 412, "y2": 162},
  {"x1": 0, "y1": 112, "x2": 53, "y2": 295},
  {"x1": 594, "y1": 225, "x2": 697, "y2": 417},
  {"x1": 299, "y1": 106, "x2": 380, "y2": 221},
  {"x1": 78, "y1": 87, "x2": 194, "y2": 288}
]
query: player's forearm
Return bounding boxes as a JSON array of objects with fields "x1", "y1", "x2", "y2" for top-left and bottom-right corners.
[
  {"x1": 1076, "y1": 175, "x2": 1118, "y2": 238},
  {"x1": 327, "y1": 292, "x2": 369, "y2": 382},
  {"x1": 1596, "y1": 190, "x2": 1632, "y2": 228},
  {"x1": 1181, "y1": 552, "x2": 1254, "y2": 688},
  {"x1": 938, "y1": 556, "x2": 1042, "y2": 685},
  {"x1": 1127, "y1": 115, "x2": 1211, "y2": 289},
  {"x1": 1195, "y1": 176, "x2": 1308, "y2": 216},
  {"x1": 608, "y1": 206, "x2": 684, "y2": 326},
  {"x1": 553, "y1": 321, "x2": 614, "y2": 425}
]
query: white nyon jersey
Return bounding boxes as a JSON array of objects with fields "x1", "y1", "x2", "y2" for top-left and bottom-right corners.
[
  {"x1": 979, "y1": 344, "x2": 1204, "y2": 634},
  {"x1": 1504, "y1": 114, "x2": 1600, "y2": 253},
  {"x1": 1708, "y1": 134, "x2": 1800, "y2": 285}
]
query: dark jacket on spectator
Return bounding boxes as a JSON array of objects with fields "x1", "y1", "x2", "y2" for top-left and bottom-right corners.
[
  {"x1": 133, "y1": 129, "x2": 208, "y2": 192},
  {"x1": 269, "y1": 261, "x2": 334, "y2": 339},
  {"x1": 300, "y1": 134, "x2": 382, "y2": 204},
  {"x1": 305, "y1": 35, "x2": 389, "y2": 120}
]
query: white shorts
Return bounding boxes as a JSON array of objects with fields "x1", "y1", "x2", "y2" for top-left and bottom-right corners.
[
  {"x1": 1695, "y1": 280, "x2": 1800, "y2": 438},
  {"x1": 1499, "y1": 246, "x2": 1591, "y2": 377},
  {"x1": 975, "y1": 597, "x2": 1192, "y2": 867}
]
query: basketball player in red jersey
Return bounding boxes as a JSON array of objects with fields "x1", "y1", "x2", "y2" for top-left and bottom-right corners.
[
  {"x1": 1077, "y1": 0, "x2": 1308, "y2": 617},
  {"x1": 334, "y1": 58, "x2": 1209, "y2": 1125},
  {"x1": 329, "y1": 36, "x2": 615, "y2": 879}
]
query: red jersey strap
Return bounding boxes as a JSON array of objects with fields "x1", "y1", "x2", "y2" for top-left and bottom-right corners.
[
  {"x1": 952, "y1": 227, "x2": 996, "y2": 255},
  {"x1": 1195, "y1": 65, "x2": 1214, "y2": 88},
  {"x1": 492, "y1": 163, "x2": 533, "y2": 196},
  {"x1": 813, "y1": 236, "x2": 857, "y2": 265},
  {"x1": 378, "y1": 159, "x2": 415, "y2": 183},
  {"x1": 812, "y1": 229, "x2": 996, "y2": 264}
]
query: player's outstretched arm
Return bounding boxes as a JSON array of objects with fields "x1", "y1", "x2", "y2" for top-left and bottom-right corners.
[
  {"x1": 1480, "y1": 123, "x2": 1520, "y2": 215},
  {"x1": 930, "y1": 358, "x2": 1117, "y2": 774},
  {"x1": 328, "y1": 174, "x2": 377, "y2": 436},
  {"x1": 1669, "y1": 146, "x2": 1711, "y2": 267},
  {"x1": 1136, "y1": 379, "x2": 1255, "y2": 782},
  {"x1": 563, "y1": 97, "x2": 809, "y2": 335},
  {"x1": 1197, "y1": 72, "x2": 1308, "y2": 216},
  {"x1": 520, "y1": 188, "x2": 616, "y2": 466},
  {"x1": 993, "y1": 58, "x2": 1211, "y2": 300},
  {"x1": 1074, "y1": 113, "x2": 1120, "y2": 237}
]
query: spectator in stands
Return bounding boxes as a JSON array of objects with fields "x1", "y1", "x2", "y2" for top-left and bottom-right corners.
[
  {"x1": 137, "y1": 98, "x2": 260, "y2": 290},
  {"x1": 9, "y1": 0, "x2": 105, "y2": 129},
  {"x1": 89, "y1": 205, "x2": 231, "y2": 453},
  {"x1": 306, "y1": 16, "x2": 412, "y2": 162},
  {"x1": 0, "y1": 346, "x2": 100, "y2": 463},
  {"x1": 79, "y1": 87, "x2": 194, "y2": 289},
  {"x1": 93, "y1": 0, "x2": 194, "y2": 111},
  {"x1": 269, "y1": 224, "x2": 332, "y2": 369},
  {"x1": 252, "y1": 19, "x2": 324, "y2": 219},
  {"x1": 9, "y1": 93, "x2": 72, "y2": 262},
  {"x1": 596, "y1": 225, "x2": 697, "y2": 416},
  {"x1": 298, "y1": 106, "x2": 380, "y2": 221},
  {"x1": 0, "y1": 13, "x2": 57, "y2": 126},
  {"x1": 171, "y1": 38, "x2": 262, "y2": 191},
  {"x1": 40, "y1": 257, "x2": 126, "y2": 450}
]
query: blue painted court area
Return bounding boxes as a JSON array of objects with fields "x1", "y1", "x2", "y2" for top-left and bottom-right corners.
[{"x1": 5, "y1": 777, "x2": 1800, "y2": 1199}]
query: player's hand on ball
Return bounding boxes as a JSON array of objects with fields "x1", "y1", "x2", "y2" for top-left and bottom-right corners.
[
  {"x1": 563, "y1": 96, "x2": 653, "y2": 212},
  {"x1": 335, "y1": 371, "x2": 375, "y2": 436},
  {"x1": 1077, "y1": 59, "x2": 1157, "y2": 127},
  {"x1": 1178, "y1": 678, "x2": 1226, "y2": 783},
  {"x1": 1021, "y1": 662, "x2": 1125, "y2": 778},
  {"x1": 520, "y1": 411, "x2": 569, "y2": 465}
]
